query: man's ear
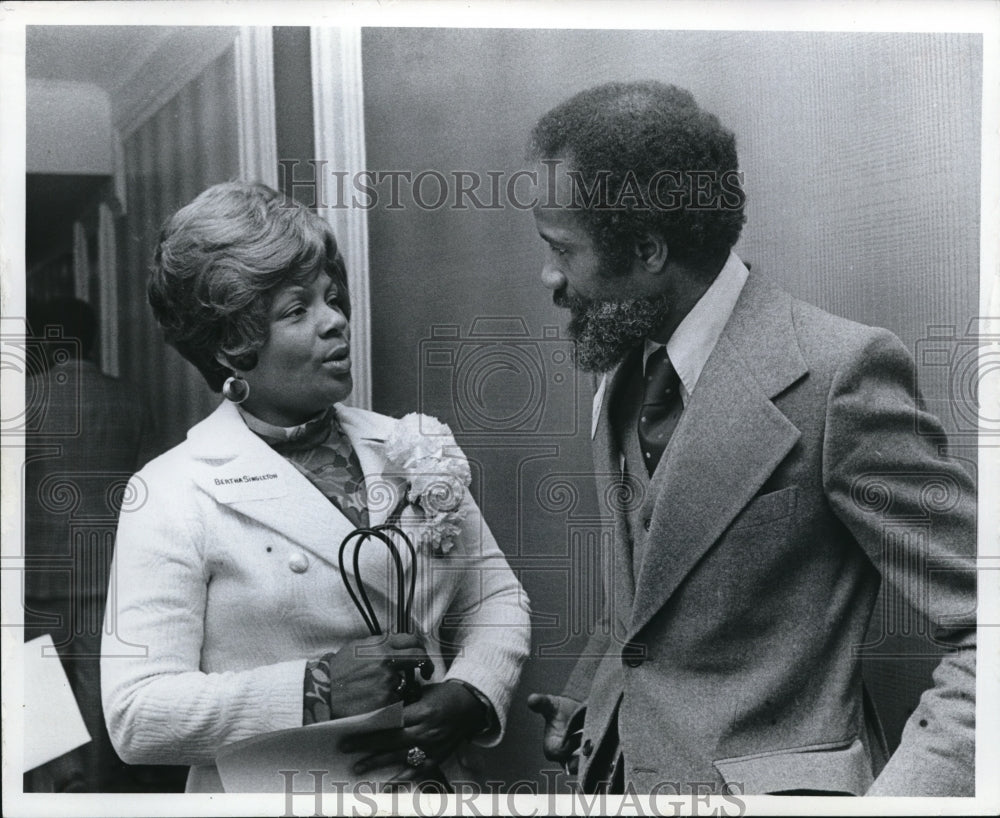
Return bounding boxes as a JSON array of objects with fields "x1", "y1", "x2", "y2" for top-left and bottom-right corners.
[{"x1": 633, "y1": 232, "x2": 668, "y2": 274}]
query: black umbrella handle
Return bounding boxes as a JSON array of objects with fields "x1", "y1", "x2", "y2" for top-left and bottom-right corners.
[{"x1": 338, "y1": 524, "x2": 417, "y2": 636}]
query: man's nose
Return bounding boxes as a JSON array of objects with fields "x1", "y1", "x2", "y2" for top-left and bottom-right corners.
[{"x1": 541, "y1": 263, "x2": 566, "y2": 291}]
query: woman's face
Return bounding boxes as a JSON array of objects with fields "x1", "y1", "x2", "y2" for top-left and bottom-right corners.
[{"x1": 238, "y1": 271, "x2": 353, "y2": 427}]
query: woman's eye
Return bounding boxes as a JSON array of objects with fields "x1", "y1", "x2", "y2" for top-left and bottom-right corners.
[{"x1": 284, "y1": 305, "x2": 306, "y2": 318}]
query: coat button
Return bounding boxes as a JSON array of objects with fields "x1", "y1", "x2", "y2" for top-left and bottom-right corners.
[
  {"x1": 623, "y1": 641, "x2": 645, "y2": 667},
  {"x1": 642, "y1": 519, "x2": 651, "y2": 532},
  {"x1": 581, "y1": 738, "x2": 594, "y2": 758},
  {"x1": 288, "y1": 552, "x2": 309, "y2": 573}
]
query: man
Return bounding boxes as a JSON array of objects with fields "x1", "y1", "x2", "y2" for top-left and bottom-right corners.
[
  {"x1": 526, "y1": 81, "x2": 976, "y2": 796},
  {"x1": 23, "y1": 298, "x2": 161, "y2": 792}
]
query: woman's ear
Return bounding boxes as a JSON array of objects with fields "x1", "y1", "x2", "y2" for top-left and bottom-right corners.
[
  {"x1": 633, "y1": 232, "x2": 669, "y2": 274},
  {"x1": 214, "y1": 350, "x2": 235, "y2": 372},
  {"x1": 216, "y1": 349, "x2": 258, "y2": 372}
]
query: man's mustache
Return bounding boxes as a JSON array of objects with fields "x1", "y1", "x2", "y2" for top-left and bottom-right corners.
[{"x1": 553, "y1": 287, "x2": 587, "y2": 312}]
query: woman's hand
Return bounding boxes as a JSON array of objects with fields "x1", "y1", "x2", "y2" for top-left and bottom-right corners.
[
  {"x1": 341, "y1": 680, "x2": 488, "y2": 782},
  {"x1": 322, "y1": 633, "x2": 433, "y2": 720}
]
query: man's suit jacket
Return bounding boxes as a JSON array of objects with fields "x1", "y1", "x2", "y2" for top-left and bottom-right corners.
[
  {"x1": 102, "y1": 400, "x2": 530, "y2": 792},
  {"x1": 566, "y1": 271, "x2": 976, "y2": 796}
]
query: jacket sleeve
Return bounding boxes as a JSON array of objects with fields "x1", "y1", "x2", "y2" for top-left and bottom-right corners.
[
  {"x1": 822, "y1": 329, "x2": 977, "y2": 796},
  {"x1": 437, "y1": 452, "x2": 532, "y2": 747},
  {"x1": 101, "y1": 471, "x2": 305, "y2": 767}
]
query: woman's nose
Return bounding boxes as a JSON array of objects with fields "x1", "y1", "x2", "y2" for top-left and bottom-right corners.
[
  {"x1": 541, "y1": 263, "x2": 566, "y2": 292},
  {"x1": 318, "y1": 303, "x2": 348, "y2": 334}
]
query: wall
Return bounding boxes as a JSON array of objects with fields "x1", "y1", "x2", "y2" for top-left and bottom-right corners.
[
  {"x1": 273, "y1": 26, "x2": 315, "y2": 200},
  {"x1": 26, "y1": 79, "x2": 113, "y2": 175},
  {"x1": 361, "y1": 28, "x2": 981, "y2": 785},
  {"x1": 119, "y1": 45, "x2": 241, "y2": 454}
]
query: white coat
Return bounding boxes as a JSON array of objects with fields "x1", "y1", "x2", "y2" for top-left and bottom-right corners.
[{"x1": 102, "y1": 400, "x2": 531, "y2": 792}]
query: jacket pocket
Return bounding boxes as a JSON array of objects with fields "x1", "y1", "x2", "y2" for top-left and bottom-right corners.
[
  {"x1": 713, "y1": 737, "x2": 873, "y2": 795},
  {"x1": 728, "y1": 486, "x2": 798, "y2": 531}
]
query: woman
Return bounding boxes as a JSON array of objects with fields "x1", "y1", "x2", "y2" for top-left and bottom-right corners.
[{"x1": 101, "y1": 182, "x2": 531, "y2": 793}]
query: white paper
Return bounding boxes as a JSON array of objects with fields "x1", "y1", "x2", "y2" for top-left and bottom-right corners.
[
  {"x1": 216, "y1": 702, "x2": 406, "y2": 793},
  {"x1": 22, "y1": 634, "x2": 91, "y2": 771}
]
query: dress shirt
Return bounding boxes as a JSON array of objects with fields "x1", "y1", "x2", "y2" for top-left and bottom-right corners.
[{"x1": 642, "y1": 251, "x2": 750, "y2": 402}]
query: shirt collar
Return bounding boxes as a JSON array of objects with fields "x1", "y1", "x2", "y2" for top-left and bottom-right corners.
[
  {"x1": 643, "y1": 251, "x2": 749, "y2": 404},
  {"x1": 236, "y1": 404, "x2": 334, "y2": 447}
]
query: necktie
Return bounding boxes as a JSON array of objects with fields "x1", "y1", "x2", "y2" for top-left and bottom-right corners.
[
  {"x1": 637, "y1": 347, "x2": 682, "y2": 476},
  {"x1": 270, "y1": 411, "x2": 371, "y2": 529}
]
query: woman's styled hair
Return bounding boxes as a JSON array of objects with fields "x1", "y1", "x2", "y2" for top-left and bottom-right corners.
[
  {"x1": 148, "y1": 182, "x2": 350, "y2": 392},
  {"x1": 528, "y1": 80, "x2": 746, "y2": 275}
]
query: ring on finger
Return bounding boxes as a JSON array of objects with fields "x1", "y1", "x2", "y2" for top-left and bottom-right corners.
[
  {"x1": 406, "y1": 746, "x2": 427, "y2": 768},
  {"x1": 394, "y1": 671, "x2": 409, "y2": 696}
]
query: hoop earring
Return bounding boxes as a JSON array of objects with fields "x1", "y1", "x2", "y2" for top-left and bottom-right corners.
[{"x1": 222, "y1": 373, "x2": 250, "y2": 404}]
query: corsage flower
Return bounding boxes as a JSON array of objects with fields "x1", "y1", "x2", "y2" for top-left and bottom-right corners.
[{"x1": 384, "y1": 413, "x2": 472, "y2": 555}]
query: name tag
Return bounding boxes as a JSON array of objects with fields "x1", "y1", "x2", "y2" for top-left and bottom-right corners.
[{"x1": 209, "y1": 468, "x2": 289, "y2": 503}]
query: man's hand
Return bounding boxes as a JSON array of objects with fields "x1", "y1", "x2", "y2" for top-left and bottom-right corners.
[
  {"x1": 527, "y1": 692, "x2": 584, "y2": 773},
  {"x1": 342, "y1": 680, "x2": 487, "y2": 784}
]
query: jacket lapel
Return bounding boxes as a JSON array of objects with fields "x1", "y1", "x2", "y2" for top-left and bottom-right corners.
[
  {"x1": 628, "y1": 274, "x2": 807, "y2": 639},
  {"x1": 187, "y1": 401, "x2": 403, "y2": 570},
  {"x1": 336, "y1": 405, "x2": 408, "y2": 528},
  {"x1": 593, "y1": 351, "x2": 643, "y2": 617}
]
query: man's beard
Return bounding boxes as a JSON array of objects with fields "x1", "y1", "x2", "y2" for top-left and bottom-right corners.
[{"x1": 557, "y1": 289, "x2": 672, "y2": 373}]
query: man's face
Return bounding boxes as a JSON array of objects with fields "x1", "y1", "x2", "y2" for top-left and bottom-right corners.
[{"x1": 533, "y1": 174, "x2": 672, "y2": 372}]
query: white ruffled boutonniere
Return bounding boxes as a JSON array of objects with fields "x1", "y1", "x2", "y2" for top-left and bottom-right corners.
[{"x1": 383, "y1": 413, "x2": 472, "y2": 556}]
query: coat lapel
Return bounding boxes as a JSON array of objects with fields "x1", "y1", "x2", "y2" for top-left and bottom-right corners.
[
  {"x1": 593, "y1": 351, "x2": 643, "y2": 618},
  {"x1": 628, "y1": 274, "x2": 808, "y2": 639},
  {"x1": 336, "y1": 404, "x2": 408, "y2": 528},
  {"x1": 187, "y1": 401, "x2": 404, "y2": 570}
]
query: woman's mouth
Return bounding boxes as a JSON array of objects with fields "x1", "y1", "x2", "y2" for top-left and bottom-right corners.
[{"x1": 322, "y1": 346, "x2": 351, "y2": 372}]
